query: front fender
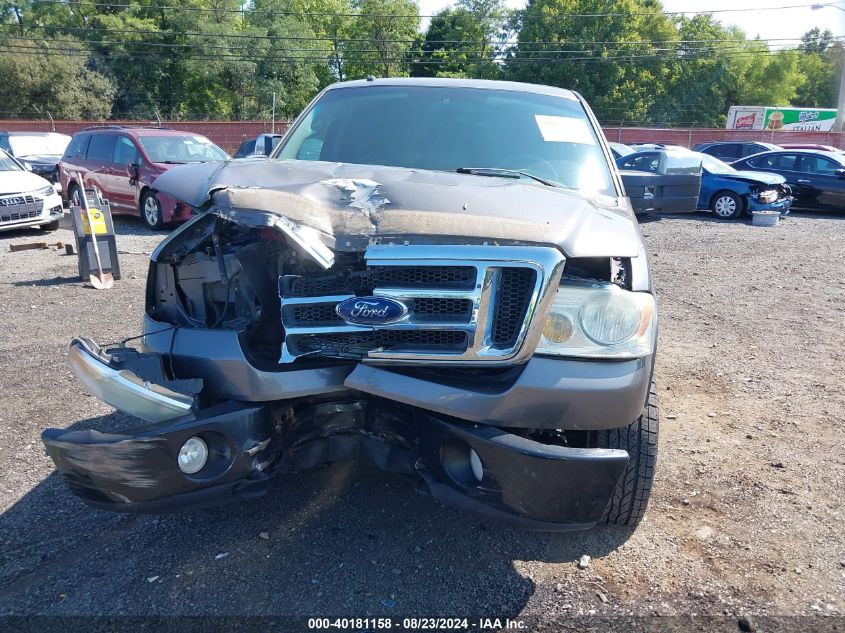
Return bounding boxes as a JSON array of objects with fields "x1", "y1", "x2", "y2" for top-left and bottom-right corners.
[{"x1": 153, "y1": 189, "x2": 192, "y2": 224}]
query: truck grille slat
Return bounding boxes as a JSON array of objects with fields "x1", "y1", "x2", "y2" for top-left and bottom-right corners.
[
  {"x1": 293, "y1": 331, "x2": 469, "y2": 356},
  {"x1": 279, "y1": 245, "x2": 565, "y2": 365},
  {"x1": 288, "y1": 266, "x2": 476, "y2": 297}
]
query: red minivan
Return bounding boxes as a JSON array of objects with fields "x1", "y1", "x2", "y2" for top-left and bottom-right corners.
[{"x1": 59, "y1": 126, "x2": 230, "y2": 229}]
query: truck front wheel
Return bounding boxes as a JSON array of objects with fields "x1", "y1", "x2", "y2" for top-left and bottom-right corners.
[{"x1": 592, "y1": 382, "x2": 659, "y2": 527}]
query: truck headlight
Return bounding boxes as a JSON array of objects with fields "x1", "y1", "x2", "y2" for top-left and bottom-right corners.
[{"x1": 536, "y1": 282, "x2": 655, "y2": 359}]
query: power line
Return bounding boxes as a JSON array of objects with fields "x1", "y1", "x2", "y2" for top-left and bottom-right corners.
[
  {"x1": 24, "y1": 0, "x2": 833, "y2": 19},
  {"x1": 0, "y1": 41, "x2": 807, "y2": 65},
  {"x1": 1, "y1": 33, "x2": 815, "y2": 56},
  {"x1": 3, "y1": 23, "x2": 837, "y2": 48}
]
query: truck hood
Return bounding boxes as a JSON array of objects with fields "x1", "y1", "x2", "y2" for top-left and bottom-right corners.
[
  {"x1": 153, "y1": 159, "x2": 642, "y2": 258},
  {"x1": 720, "y1": 170, "x2": 786, "y2": 186}
]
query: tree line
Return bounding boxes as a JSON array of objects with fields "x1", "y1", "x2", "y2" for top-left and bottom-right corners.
[{"x1": 0, "y1": 0, "x2": 841, "y2": 127}]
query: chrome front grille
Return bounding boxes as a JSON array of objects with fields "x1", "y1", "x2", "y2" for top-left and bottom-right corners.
[
  {"x1": 0, "y1": 194, "x2": 42, "y2": 224},
  {"x1": 279, "y1": 244, "x2": 566, "y2": 365}
]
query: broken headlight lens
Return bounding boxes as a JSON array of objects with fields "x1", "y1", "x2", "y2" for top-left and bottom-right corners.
[
  {"x1": 536, "y1": 282, "x2": 655, "y2": 359},
  {"x1": 757, "y1": 190, "x2": 779, "y2": 204}
]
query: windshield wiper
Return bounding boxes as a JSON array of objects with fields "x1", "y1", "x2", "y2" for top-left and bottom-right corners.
[
  {"x1": 455, "y1": 167, "x2": 559, "y2": 188},
  {"x1": 159, "y1": 160, "x2": 186, "y2": 164}
]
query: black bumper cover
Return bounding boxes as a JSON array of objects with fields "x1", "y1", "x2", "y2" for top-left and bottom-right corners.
[{"x1": 42, "y1": 402, "x2": 629, "y2": 531}]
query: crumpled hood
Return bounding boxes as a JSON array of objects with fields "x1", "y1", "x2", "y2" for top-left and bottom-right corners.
[
  {"x1": 721, "y1": 170, "x2": 786, "y2": 186},
  {"x1": 18, "y1": 154, "x2": 61, "y2": 166},
  {"x1": 153, "y1": 159, "x2": 643, "y2": 258}
]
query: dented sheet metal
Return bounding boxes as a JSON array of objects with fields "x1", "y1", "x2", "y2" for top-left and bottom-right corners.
[{"x1": 152, "y1": 159, "x2": 643, "y2": 258}]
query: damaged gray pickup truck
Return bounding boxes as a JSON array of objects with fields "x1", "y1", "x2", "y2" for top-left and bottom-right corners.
[{"x1": 43, "y1": 78, "x2": 658, "y2": 531}]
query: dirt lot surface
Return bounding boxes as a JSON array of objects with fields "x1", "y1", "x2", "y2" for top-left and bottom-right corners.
[{"x1": 0, "y1": 212, "x2": 842, "y2": 629}]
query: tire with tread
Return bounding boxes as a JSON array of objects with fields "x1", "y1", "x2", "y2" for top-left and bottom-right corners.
[
  {"x1": 592, "y1": 382, "x2": 659, "y2": 527},
  {"x1": 140, "y1": 190, "x2": 165, "y2": 230}
]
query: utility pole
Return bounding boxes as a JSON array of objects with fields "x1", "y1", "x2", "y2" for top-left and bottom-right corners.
[
  {"x1": 811, "y1": 3, "x2": 845, "y2": 131},
  {"x1": 271, "y1": 92, "x2": 276, "y2": 134}
]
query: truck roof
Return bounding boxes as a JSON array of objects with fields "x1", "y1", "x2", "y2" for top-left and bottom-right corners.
[{"x1": 326, "y1": 77, "x2": 580, "y2": 101}]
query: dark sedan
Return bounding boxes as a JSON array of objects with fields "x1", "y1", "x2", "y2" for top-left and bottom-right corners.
[
  {"x1": 731, "y1": 150, "x2": 845, "y2": 212},
  {"x1": 693, "y1": 141, "x2": 781, "y2": 161}
]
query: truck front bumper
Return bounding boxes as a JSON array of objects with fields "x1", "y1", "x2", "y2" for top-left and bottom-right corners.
[
  {"x1": 140, "y1": 316, "x2": 653, "y2": 431},
  {"x1": 42, "y1": 398, "x2": 629, "y2": 531}
]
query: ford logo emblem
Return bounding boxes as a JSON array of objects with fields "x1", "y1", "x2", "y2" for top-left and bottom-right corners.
[{"x1": 336, "y1": 296, "x2": 408, "y2": 325}]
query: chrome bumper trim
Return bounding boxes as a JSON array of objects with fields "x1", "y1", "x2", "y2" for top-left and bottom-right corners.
[{"x1": 68, "y1": 338, "x2": 195, "y2": 423}]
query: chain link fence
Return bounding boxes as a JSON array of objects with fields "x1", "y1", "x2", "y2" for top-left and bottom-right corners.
[
  {"x1": 0, "y1": 120, "x2": 291, "y2": 155},
  {"x1": 1, "y1": 120, "x2": 842, "y2": 154},
  {"x1": 603, "y1": 126, "x2": 845, "y2": 149}
]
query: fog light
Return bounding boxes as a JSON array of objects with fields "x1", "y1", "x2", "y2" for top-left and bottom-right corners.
[
  {"x1": 469, "y1": 448, "x2": 483, "y2": 482},
  {"x1": 178, "y1": 436, "x2": 208, "y2": 474}
]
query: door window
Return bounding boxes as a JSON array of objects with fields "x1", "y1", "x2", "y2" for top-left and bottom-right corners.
[
  {"x1": 798, "y1": 155, "x2": 841, "y2": 175},
  {"x1": 773, "y1": 154, "x2": 800, "y2": 171},
  {"x1": 750, "y1": 153, "x2": 798, "y2": 171},
  {"x1": 709, "y1": 144, "x2": 739, "y2": 159},
  {"x1": 620, "y1": 153, "x2": 659, "y2": 172},
  {"x1": 64, "y1": 134, "x2": 90, "y2": 158},
  {"x1": 113, "y1": 136, "x2": 140, "y2": 165},
  {"x1": 87, "y1": 134, "x2": 116, "y2": 162},
  {"x1": 0, "y1": 135, "x2": 10, "y2": 152}
]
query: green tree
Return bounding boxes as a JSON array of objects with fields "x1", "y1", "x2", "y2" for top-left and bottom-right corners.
[
  {"x1": 345, "y1": 0, "x2": 419, "y2": 78},
  {"x1": 794, "y1": 28, "x2": 840, "y2": 108},
  {"x1": 506, "y1": 0, "x2": 677, "y2": 124},
  {"x1": 0, "y1": 37, "x2": 115, "y2": 118},
  {"x1": 413, "y1": 0, "x2": 507, "y2": 78}
]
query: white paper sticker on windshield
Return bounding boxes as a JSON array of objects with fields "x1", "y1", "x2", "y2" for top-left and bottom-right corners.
[{"x1": 534, "y1": 115, "x2": 596, "y2": 145}]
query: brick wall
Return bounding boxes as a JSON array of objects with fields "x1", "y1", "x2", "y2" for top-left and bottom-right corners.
[
  {"x1": 0, "y1": 120, "x2": 290, "y2": 155},
  {"x1": 602, "y1": 127, "x2": 845, "y2": 149},
  {"x1": 2, "y1": 120, "x2": 842, "y2": 154}
]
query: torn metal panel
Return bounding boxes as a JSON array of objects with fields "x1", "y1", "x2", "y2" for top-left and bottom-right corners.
[{"x1": 322, "y1": 178, "x2": 391, "y2": 222}]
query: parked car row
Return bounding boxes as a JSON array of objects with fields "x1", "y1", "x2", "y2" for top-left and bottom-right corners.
[
  {"x1": 1, "y1": 127, "x2": 289, "y2": 234},
  {"x1": 613, "y1": 140, "x2": 845, "y2": 219},
  {"x1": 2, "y1": 125, "x2": 842, "y2": 236}
]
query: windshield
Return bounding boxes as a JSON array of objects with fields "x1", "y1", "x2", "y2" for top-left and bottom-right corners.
[
  {"x1": 8, "y1": 134, "x2": 69, "y2": 157},
  {"x1": 701, "y1": 154, "x2": 736, "y2": 174},
  {"x1": 0, "y1": 151, "x2": 22, "y2": 171},
  {"x1": 138, "y1": 135, "x2": 229, "y2": 163},
  {"x1": 277, "y1": 85, "x2": 616, "y2": 196}
]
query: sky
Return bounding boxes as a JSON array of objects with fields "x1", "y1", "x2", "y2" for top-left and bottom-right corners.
[{"x1": 415, "y1": 0, "x2": 845, "y2": 41}]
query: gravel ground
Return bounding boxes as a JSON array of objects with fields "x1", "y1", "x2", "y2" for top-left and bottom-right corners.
[{"x1": 0, "y1": 211, "x2": 842, "y2": 629}]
